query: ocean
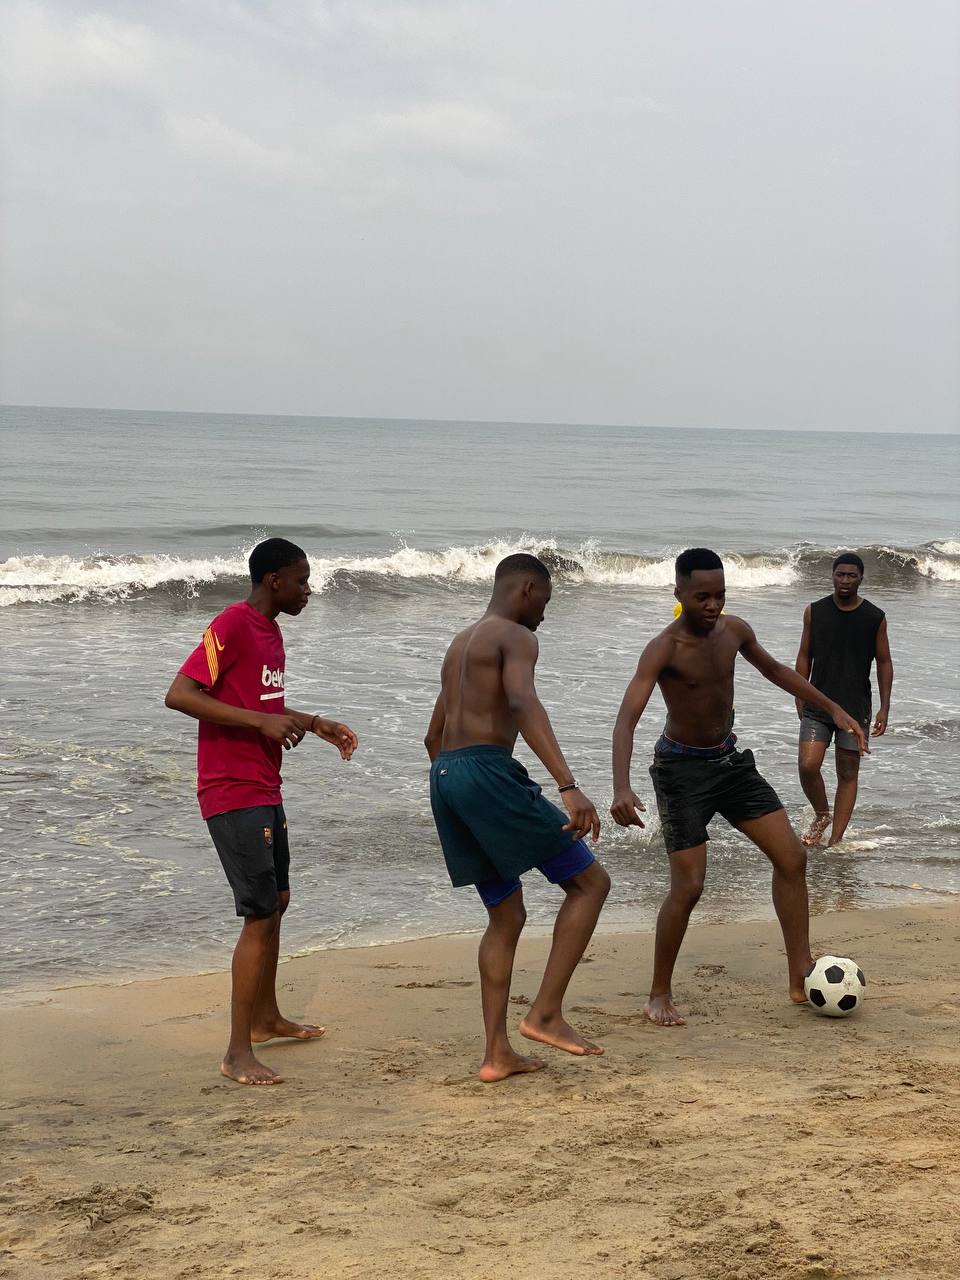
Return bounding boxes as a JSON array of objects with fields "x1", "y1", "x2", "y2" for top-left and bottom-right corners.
[{"x1": 1, "y1": 404, "x2": 958, "y2": 995}]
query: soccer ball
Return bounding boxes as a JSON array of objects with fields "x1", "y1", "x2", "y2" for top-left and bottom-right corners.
[{"x1": 804, "y1": 955, "x2": 866, "y2": 1017}]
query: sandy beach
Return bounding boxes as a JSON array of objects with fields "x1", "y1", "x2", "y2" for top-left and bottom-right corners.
[{"x1": 4, "y1": 903, "x2": 960, "y2": 1280}]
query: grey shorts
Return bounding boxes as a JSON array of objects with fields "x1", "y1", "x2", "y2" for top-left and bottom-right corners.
[{"x1": 799, "y1": 711, "x2": 869, "y2": 754}]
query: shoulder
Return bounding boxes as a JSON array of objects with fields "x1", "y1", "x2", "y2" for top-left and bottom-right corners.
[
  {"x1": 723, "y1": 614, "x2": 754, "y2": 640},
  {"x1": 639, "y1": 626, "x2": 680, "y2": 669},
  {"x1": 861, "y1": 598, "x2": 885, "y2": 621},
  {"x1": 500, "y1": 620, "x2": 538, "y2": 655},
  {"x1": 648, "y1": 624, "x2": 679, "y2": 652},
  {"x1": 204, "y1": 603, "x2": 245, "y2": 639}
]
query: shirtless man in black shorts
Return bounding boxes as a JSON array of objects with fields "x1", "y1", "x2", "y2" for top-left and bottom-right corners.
[{"x1": 610, "y1": 548, "x2": 867, "y2": 1025}]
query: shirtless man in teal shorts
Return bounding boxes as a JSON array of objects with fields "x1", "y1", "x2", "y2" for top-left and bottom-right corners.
[{"x1": 425, "y1": 553, "x2": 610, "y2": 1082}]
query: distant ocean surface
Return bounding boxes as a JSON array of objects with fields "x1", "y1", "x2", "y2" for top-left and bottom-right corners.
[{"x1": 1, "y1": 405, "x2": 958, "y2": 995}]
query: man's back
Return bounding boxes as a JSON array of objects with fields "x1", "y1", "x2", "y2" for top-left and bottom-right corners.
[{"x1": 439, "y1": 615, "x2": 529, "y2": 752}]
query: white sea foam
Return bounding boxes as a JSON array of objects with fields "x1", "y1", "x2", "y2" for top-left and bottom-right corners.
[
  {"x1": 0, "y1": 553, "x2": 248, "y2": 606},
  {"x1": 2, "y1": 536, "x2": 957, "y2": 605},
  {"x1": 915, "y1": 553, "x2": 960, "y2": 582}
]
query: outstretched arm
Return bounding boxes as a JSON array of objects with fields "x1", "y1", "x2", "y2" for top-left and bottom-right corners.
[
  {"x1": 502, "y1": 628, "x2": 600, "y2": 840},
  {"x1": 610, "y1": 636, "x2": 670, "y2": 826},
  {"x1": 739, "y1": 622, "x2": 868, "y2": 754},
  {"x1": 794, "y1": 604, "x2": 812, "y2": 721},
  {"x1": 873, "y1": 619, "x2": 893, "y2": 735},
  {"x1": 165, "y1": 674, "x2": 305, "y2": 750}
]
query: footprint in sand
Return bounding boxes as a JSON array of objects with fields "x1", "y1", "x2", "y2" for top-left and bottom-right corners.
[{"x1": 394, "y1": 979, "x2": 474, "y2": 989}]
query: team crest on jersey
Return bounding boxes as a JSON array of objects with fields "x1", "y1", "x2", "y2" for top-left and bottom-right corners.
[{"x1": 263, "y1": 826, "x2": 273, "y2": 845}]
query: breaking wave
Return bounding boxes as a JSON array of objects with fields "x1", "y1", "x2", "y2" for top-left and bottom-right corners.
[{"x1": 1, "y1": 537, "x2": 957, "y2": 606}]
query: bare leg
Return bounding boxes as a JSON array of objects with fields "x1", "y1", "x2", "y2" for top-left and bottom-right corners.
[
  {"x1": 520, "y1": 862, "x2": 611, "y2": 1055},
  {"x1": 251, "y1": 890, "x2": 325, "y2": 1042},
  {"x1": 477, "y1": 889, "x2": 544, "y2": 1083},
  {"x1": 798, "y1": 739, "x2": 831, "y2": 845},
  {"x1": 828, "y1": 749, "x2": 861, "y2": 846},
  {"x1": 221, "y1": 911, "x2": 285, "y2": 1085},
  {"x1": 736, "y1": 809, "x2": 812, "y2": 1003},
  {"x1": 643, "y1": 845, "x2": 706, "y2": 1026}
]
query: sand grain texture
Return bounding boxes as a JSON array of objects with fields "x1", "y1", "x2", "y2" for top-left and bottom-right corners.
[{"x1": 3, "y1": 905, "x2": 959, "y2": 1279}]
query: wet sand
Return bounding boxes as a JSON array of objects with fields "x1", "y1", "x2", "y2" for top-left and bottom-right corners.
[{"x1": 4, "y1": 903, "x2": 960, "y2": 1279}]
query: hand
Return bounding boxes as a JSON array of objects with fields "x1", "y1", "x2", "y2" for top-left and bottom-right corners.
[
  {"x1": 610, "y1": 787, "x2": 646, "y2": 828},
  {"x1": 836, "y1": 711, "x2": 869, "y2": 756},
  {"x1": 873, "y1": 709, "x2": 888, "y2": 737},
  {"x1": 311, "y1": 717, "x2": 359, "y2": 760},
  {"x1": 258, "y1": 714, "x2": 306, "y2": 750},
  {"x1": 561, "y1": 788, "x2": 601, "y2": 842}
]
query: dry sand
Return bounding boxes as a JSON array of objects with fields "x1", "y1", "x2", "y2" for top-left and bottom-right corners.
[{"x1": 3, "y1": 904, "x2": 960, "y2": 1280}]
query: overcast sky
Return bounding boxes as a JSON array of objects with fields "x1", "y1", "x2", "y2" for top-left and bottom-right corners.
[{"x1": 1, "y1": 1, "x2": 958, "y2": 431}]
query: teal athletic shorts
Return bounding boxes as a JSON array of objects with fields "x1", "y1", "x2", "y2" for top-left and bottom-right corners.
[{"x1": 429, "y1": 744, "x2": 594, "y2": 904}]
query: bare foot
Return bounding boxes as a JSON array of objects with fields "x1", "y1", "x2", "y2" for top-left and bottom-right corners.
[
  {"x1": 801, "y1": 813, "x2": 831, "y2": 846},
  {"x1": 642, "y1": 994, "x2": 686, "y2": 1026},
  {"x1": 478, "y1": 1051, "x2": 545, "y2": 1083},
  {"x1": 790, "y1": 967, "x2": 812, "y2": 1005},
  {"x1": 220, "y1": 1051, "x2": 284, "y2": 1086},
  {"x1": 251, "y1": 1016, "x2": 326, "y2": 1043},
  {"x1": 519, "y1": 1011, "x2": 604, "y2": 1056}
]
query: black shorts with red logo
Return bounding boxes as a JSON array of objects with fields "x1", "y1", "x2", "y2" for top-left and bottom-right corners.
[{"x1": 206, "y1": 803, "x2": 290, "y2": 917}]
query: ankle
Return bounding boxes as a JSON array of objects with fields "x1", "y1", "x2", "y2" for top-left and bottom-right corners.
[{"x1": 524, "y1": 1002, "x2": 560, "y2": 1024}]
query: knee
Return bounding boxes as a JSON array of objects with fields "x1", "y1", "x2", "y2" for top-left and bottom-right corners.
[
  {"x1": 243, "y1": 909, "x2": 280, "y2": 939},
  {"x1": 836, "y1": 756, "x2": 859, "y2": 784},
  {"x1": 671, "y1": 876, "x2": 705, "y2": 910},
  {"x1": 798, "y1": 762, "x2": 821, "y2": 788},
  {"x1": 494, "y1": 893, "x2": 527, "y2": 936},
  {"x1": 569, "y1": 861, "x2": 610, "y2": 901},
  {"x1": 780, "y1": 843, "x2": 808, "y2": 879}
]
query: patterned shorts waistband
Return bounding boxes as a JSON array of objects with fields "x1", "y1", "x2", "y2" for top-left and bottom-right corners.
[{"x1": 654, "y1": 732, "x2": 738, "y2": 760}]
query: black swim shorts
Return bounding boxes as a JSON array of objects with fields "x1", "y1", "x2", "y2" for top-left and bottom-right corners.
[
  {"x1": 206, "y1": 803, "x2": 290, "y2": 917},
  {"x1": 649, "y1": 748, "x2": 783, "y2": 855}
]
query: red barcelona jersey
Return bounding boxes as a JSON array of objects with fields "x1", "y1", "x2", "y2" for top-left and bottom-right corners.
[{"x1": 179, "y1": 601, "x2": 287, "y2": 819}]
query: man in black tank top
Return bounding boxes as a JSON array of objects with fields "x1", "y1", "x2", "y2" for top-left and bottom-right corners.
[{"x1": 795, "y1": 553, "x2": 894, "y2": 847}]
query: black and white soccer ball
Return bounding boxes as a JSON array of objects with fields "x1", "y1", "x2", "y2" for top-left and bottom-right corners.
[{"x1": 804, "y1": 955, "x2": 866, "y2": 1017}]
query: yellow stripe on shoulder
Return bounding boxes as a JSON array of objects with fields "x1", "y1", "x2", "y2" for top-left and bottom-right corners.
[{"x1": 202, "y1": 627, "x2": 220, "y2": 685}]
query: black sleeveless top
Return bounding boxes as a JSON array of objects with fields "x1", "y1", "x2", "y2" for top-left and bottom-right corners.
[{"x1": 804, "y1": 595, "x2": 885, "y2": 721}]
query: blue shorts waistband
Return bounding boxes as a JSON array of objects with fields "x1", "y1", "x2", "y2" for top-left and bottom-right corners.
[
  {"x1": 654, "y1": 731, "x2": 738, "y2": 760},
  {"x1": 434, "y1": 743, "x2": 513, "y2": 762}
]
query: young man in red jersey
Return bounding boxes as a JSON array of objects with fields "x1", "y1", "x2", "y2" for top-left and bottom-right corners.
[{"x1": 166, "y1": 538, "x2": 358, "y2": 1086}]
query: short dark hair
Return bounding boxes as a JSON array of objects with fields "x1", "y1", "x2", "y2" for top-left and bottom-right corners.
[
  {"x1": 832, "y1": 552, "x2": 864, "y2": 575},
  {"x1": 675, "y1": 547, "x2": 723, "y2": 580},
  {"x1": 249, "y1": 537, "x2": 307, "y2": 584},
  {"x1": 494, "y1": 553, "x2": 551, "y2": 583}
]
